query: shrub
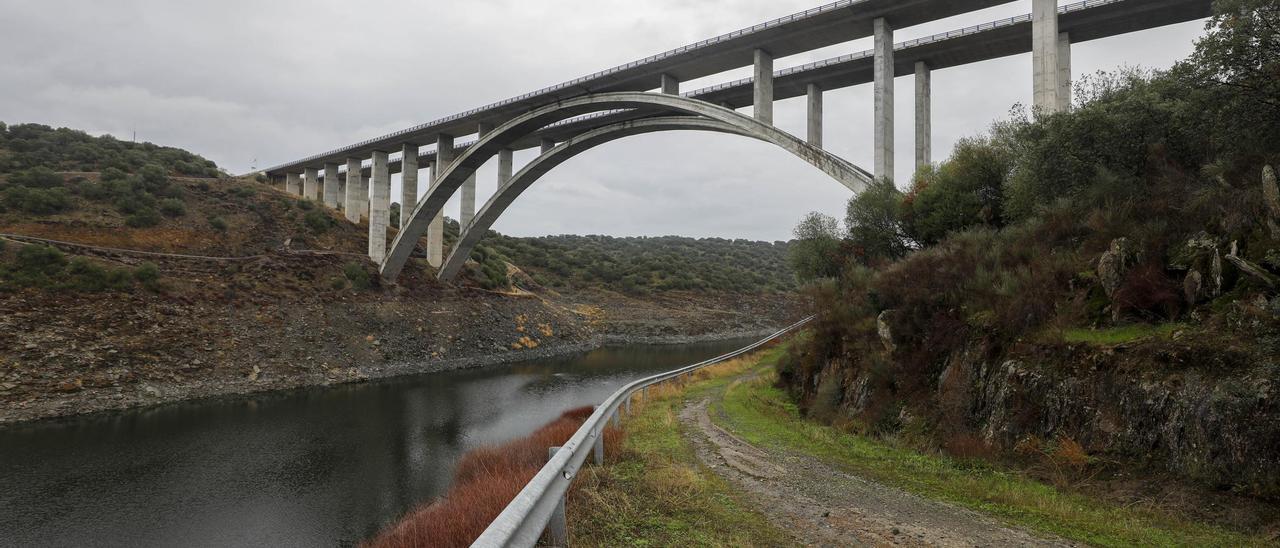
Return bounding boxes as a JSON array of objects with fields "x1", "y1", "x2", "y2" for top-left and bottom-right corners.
[
  {"x1": 788, "y1": 212, "x2": 844, "y2": 282},
  {"x1": 303, "y1": 210, "x2": 332, "y2": 233},
  {"x1": 904, "y1": 137, "x2": 1009, "y2": 246},
  {"x1": 208, "y1": 216, "x2": 228, "y2": 231},
  {"x1": 158, "y1": 198, "x2": 186, "y2": 217},
  {"x1": 296, "y1": 199, "x2": 314, "y2": 211},
  {"x1": 100, "y1": 167, "x2": 127, "y2": 183},
  {"x1": 254, "y1": 174, "x2": 268, "y2": 183},
  {"x1": 846, "y1": 178, "x2": 910, "y2": 264},
  {"x1": 343, "y1": 262, "x2": 372, "y2": 290},
  {"x1": 8, "y1": 167, "x2": 62, "y2": 188},
  {"x1": 232, "y1": 186, "x2": 256, "y2": 199},
  {"x1": 2, "y1": 186, "x2": 72, "y2": 214},
  {"x1": 138, "y1": 164, "x2": 168, "y2": 192},
  {"x1": 133, "y1": 262, "x2": 160, "y2": 290},
  {"x1": 125, "y1": 209, "x2": 161, "y2": 228}
]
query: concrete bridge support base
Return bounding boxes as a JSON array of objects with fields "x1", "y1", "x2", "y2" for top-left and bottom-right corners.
[
  {"x1": 401, "y1": 144, "x2": 418, "y2": 229},
  {"x1": 323, "y1": 163, "x2": 341, "y2": 208},
  {"x1": 873, "y1": 17, "x2": 894, "y2": 181},
  {"x1": 430, "y1": 135, "x2": 452, "y2": 268},
  {"x1": 369, "y1": 151, "x2": 391, "y2": 262},
  {"x1": 285, "y1": 172, "x2": 301, "y2": 195},
  {"x1": 303, "y1": 168, "x2": 319, "y2": 201},
  {"x1": 915, "y1": 61, "x2": 931, "y2": 170},
  {"x1": 344, "y1": 158, "x2": 362, "y2": 224},
  {"x1": 1033, "y1": 0, "x2": 1061, "y2": 113}
]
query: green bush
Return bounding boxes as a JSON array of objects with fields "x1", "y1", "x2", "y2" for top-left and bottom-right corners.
[
  {"x1": 208, "y1": 216, "x2": 228, "y2": 231},
  {"x1": 125, "y1": 208, "x2": 161, "y2": 228},
  {"x1": 303, "y1": 209, "x2": 333, "y2": 233},
  {"x1": 904, "y1": 137, "x2": 1010, "y2": 246},
  {"x1": 2, "y1": 186, "x2": 73, "y2": 214},
  {"x1": 343, "y1": 262, "x2": 372, "y2": 290},
  {"x1": 138, "y1": 164, "x2": 169, "y2": 192},
  {"x1": 789, "y1": 212, "x2": 844, "y2": 282},
  {"x1": 846, "y1": 178, "x2": 909, "y2": 264},
  {"x1": 100, "y1": 167, "x2": 128, "y2": 182},
  {"x1": 133, "y1": 262, "x2": 160, "y2": 290},
  {"x1": 8, "y1": 167, "x2": 62, "y2": 188},
  {"x1": 297, "y1": 199, "x2": 315, "y2": 211},
  {"x1": 254, "y1": 174, "x2": 268, "y2": 184},
  {"x1": 158, "y1": 198, "x2": 186, "y2": 217}
]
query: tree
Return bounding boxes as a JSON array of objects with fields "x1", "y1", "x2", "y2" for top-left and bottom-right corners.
[
  {"x1": 788, "y1": 212, "x2": 844, "y2": 282},
  {"x1": 846, "y1": 178, "x2": 909, "y2": 263},
  {"x1": 904, "y1": 137, "x2": 1009, "y2": 245}
]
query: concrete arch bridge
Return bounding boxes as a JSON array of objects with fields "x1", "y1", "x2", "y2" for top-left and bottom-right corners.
[{"x1": 260, "y1": 0, "x2": 1211, "y2": 283}]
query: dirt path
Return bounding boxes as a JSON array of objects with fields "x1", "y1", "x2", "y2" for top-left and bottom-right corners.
[{"x1": 680, "y1": 380, "x2": 1077, "y2": 547}]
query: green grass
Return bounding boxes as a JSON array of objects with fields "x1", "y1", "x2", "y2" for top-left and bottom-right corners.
[
  {"x1": 1058, "y1": 323, "x2": 1185, "y2": 345},
  {"x1": 713, "y1": 351, "x2": 1268, "y2": 547},
  {"x1": 566, "y1": 366, "x2": 791, "y2": 547}
]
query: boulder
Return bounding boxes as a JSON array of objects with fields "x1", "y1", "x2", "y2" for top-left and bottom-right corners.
[
  {"x1": 876, "y1": 309, "x2": 897, "y2": 353},
  {"x1": 1097, "y1": 237, "x2": 1139, "y2": 298},
  {"x1": 1174, "y1": 232, "x2": 1223, "y2": 305}
]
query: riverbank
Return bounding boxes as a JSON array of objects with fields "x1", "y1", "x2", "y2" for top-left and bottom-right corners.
[
  {"x1": 568, "y1": 344, "x2": 1277, "y2": 546},
  {"x1": 0, "y1": 285, "x2": 794, "y2": 425}
]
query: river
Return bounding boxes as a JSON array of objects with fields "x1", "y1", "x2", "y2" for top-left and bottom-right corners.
[{"x1": 0, "y1": 337, "x2": 758, "y2": 547}]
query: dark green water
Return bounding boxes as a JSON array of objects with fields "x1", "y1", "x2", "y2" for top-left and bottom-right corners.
[{"x1": 0, "y1": 337, "x2": 757, "y2": 547}]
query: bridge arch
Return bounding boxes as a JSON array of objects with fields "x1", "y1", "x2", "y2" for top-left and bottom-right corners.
[{"x1": 380, "y1": 92, "x2": 874, "y2": 281}]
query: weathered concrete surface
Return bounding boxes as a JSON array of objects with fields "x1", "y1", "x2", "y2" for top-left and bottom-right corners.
[
  {"x1": 369, "y1": 151, "x2": 390, "y2": 262},
  {"x1": 806, "y1": 83, "x2": 823, "y2": 148},
  {"x1": 323, "y1": 163, "x2": 341, "y2": 209},
  {"x1": 915, "y1": 61, "x2": 931, "y2": 169},
  {"x1": 873, "y1": 17, "x2": 894, "y2": 180},
  {"x1": 1033, "y1": 0, "x2": 1061, "y2": 112},
  {"x1": 1058, "y1": 32, "x2": 1072, "y2": 112},
  {"x1": 429, "y1": 135, "x2": 451, "y2": 268},
  {"x1": 753, "y1": 48, "x2": 774, "y2": 124},
  {"x1": 285, "y1": 172, "x2": 301, "y2": 195},
  {"x1": 344, "y1": 158, "x2": 362, "y2": 224},
  {"x1": 661, "y1": 73, "x2": 679, "y2": 95},
  {"x1": 401, "y1": 144, "x2": 418, "y2": 229},
  {"x1": 303, "y1": 168, "x2": 319, "y2": 201}
]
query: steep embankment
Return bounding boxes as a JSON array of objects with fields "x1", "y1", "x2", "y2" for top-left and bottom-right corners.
[{"x1": 0, "y1": 125, "x2": 799, "y2": 423}]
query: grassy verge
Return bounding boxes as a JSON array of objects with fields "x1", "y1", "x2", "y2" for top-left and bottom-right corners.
[
  {"x1": 1057, "y1": 323, "x2": 1184, "y2": 345},
  {"x1": 713, "y1": 349, "x2": 1269, "y2": 547},
  {"x1": 566, "y1": 355, "x2": 791, "y2": 547}
]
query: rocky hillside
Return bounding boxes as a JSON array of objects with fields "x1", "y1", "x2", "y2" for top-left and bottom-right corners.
[
  {"x1": 0, "y1": 125, "x2": 800, "y2": 424},
  {"x1": 780, "y1": 0, "x2": 1280, "y2": 512}
]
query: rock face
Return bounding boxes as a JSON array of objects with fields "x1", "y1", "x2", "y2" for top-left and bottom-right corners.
[
  {"x1": 876, "y1": 310, "x2": 898, "y2": 352},
  {"x1": 1097, "y1": 237, "x2": 1139, "y2": 298},
  {"x1": 1174, "y1": 232, "x2": 1223, "y2": 305}
]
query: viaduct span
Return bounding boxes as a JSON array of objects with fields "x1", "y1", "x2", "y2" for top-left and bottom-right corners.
[{"x1": 260, "y1": 0, "x2": 1211, "y2": 283}]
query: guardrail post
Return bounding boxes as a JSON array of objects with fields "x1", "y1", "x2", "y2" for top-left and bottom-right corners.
[
  {"x1": 544, "y1": 446, "x2": 568, "y2": 546},
  {"x1": 593, "y1": 429, "x2": 604, "y2": 465}
]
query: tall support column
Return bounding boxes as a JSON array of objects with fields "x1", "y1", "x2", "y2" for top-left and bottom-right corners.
[
  {"x1": 462, "y1": 125, "x2": 490, "y2": 229},
  {"x1": 285, "y1": 172, "x2": 301, "y2": 195},
  {"x1": 873, "y1": 17, "x2": 895, "y2": 181},
  {"x1": 806, "y1": 83, "x2": 823, "y2": 148},
  {"x1": 303, "y1": 168, "x2": 319, "y2": 200},
  {"x1": 323, "y1": 163, "x2": 340, "y2": 208},
  {"x1": 1032, "y1": 0, "x2": 1061, "y2": 113},
  {"x1": 498, "y1": 148, "x2": 513, "y2": 186},
  {"x1": 1057, "y1": 32, "x2": 1072, "y2": 112},
  {"x1": 430, "y1": 135, "x2": 453, "y2": 268},
  {"x1": 915, "y1": 61, "x2": 932, "y2": 170},
  {"x1": 660, "y1": 73, "x2": 679, "y2": 95},
  {"x1": 369, "y1": 151, "x2": 391, "y2": 262},
  {"x1": 753, "y1": 49, "x2": 774, "y2": 124},
  {"x1": 401, "y1": 144, "x2": 418, "y2": 229},
  {"x1": 343, "y1": 158, "x2": 362, "y2": 223},
  {"x1": 540, "y1": 138, "x2": 556, "y2": 154}
]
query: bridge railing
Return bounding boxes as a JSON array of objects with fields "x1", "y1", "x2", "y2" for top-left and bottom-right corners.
[{"x1": 470, "y1": 316, "x2": 813, "y2": 547}]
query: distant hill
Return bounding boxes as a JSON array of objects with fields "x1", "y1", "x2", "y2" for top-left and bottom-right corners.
[{"x1": 0, "y1": 122, "x2": 221, "y2": 177}]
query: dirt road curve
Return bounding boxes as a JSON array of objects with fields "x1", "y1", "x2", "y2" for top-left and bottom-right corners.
[{"x1": 681, "y1": 392, "x2": 1076, "y2": 547}]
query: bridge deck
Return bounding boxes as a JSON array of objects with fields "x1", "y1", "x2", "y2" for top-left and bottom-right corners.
[{"x1": 321, "y1": 0, "x2": 1208, "y2": 179}]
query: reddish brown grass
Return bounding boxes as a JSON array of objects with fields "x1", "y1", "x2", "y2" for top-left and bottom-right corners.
[{"x1": 365, "y1": 405, "x2": 623, "y2": 548}]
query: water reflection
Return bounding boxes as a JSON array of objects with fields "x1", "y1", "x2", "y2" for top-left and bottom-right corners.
[{"x1": 0, "y1": 338, "x2": 755, "y2": 547}]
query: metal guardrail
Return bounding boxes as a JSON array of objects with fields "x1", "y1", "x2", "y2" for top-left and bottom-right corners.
[{"x1": 471, "y1": 316, "x2": 813, "y2": 547}]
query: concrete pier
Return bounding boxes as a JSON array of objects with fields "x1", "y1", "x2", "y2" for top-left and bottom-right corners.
[
  {"x1": 462, "y1": 125, "x2": 491, "y2": 229},
  {"x1": 1032, "y1": 0, "x2": 1061, "y2": 112},
  {"x1": 303, "y1": 168, "x2": 318, "y2": 201},
  {"x1": 498, "y1": 148, "x2": 513, "y2": 185},
  {"x1": 915, "y1": 61, "x2": 931, "y2": 170},
  {"x1": 806, "y1": 83, "x2": 823, "y2": 148},
  {"x1": 1058, "y1": 32, "x2": 1072, "y2": 112},
  {"x1": 285, "y1": 172, "x2": 301, "y2": 195},
  {"x1": 873, "y1": 17, "x2": 894, "y2": 181},
  {"x1": 369, "y1": 151, "x2": 391, "y2": 262},
  {"x1": 323, "y1": 163, "x2": 340, "y2": 208},
  {"x1": 401, "y1": 144, "x2": 418, "y2": 229},
  {"x1": 753, "y1": 49, "x2": 774, "y2": 124},
  {"x1": 344, "y1": 158, "x2": 362, "y2": 223},
  {"x1": 430, "y1": 135, "x2": 452, "y2": 268},
  {"x1": 661, "y1": 73, "x2": 679, "y2": 95}
]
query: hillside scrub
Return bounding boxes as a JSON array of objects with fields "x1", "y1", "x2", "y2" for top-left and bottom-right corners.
[
  {"x1": 783, "y1": 0, "x2": 1280, "y2": 498},
  {"x1": 0, "y1": 123, "x2": 220, "y2": 177}
]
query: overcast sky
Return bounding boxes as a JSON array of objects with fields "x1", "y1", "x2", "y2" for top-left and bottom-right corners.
[{"x1": 0, "y1": 1, "x2": 1208, "y2": 241}]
